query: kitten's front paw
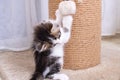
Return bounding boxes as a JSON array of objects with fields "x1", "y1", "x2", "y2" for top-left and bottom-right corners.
[{"x1": 51, "y1": 74, "x2": 69, "y2": 80}]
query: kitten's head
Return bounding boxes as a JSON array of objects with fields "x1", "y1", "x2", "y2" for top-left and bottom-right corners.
[
  {"x1": 43, "y1": 21, "x2": 61, "y2": 39},
  {"x1": 34, "y1": 21, "x2": 61, "y2": 41},
  {"x1": 33, "y1": 21, "x2": 61, "y2": 52}
]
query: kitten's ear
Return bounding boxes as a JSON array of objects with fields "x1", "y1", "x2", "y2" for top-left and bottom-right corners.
[{"x1": 44, "y1": 22, "x2": 53, "y2": 32}]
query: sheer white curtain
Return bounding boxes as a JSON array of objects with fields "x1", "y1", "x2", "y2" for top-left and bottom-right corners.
[
  {"x1": 0, "y1": 0, "x2": 38, "y2": 51},
  {"x1": 102, "y1": 0, "x2": 120, "y2": 36},
  {"x1": 37, "y1": 0, "x2": 49, "y2": 21}
]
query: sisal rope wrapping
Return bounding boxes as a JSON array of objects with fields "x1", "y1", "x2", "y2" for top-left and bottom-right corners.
[{"x1": 49, "y1": 0, "x2": 101, "y2": 70}]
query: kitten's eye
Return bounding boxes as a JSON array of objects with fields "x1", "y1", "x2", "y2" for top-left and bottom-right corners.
[
  {"x1": 57, "y1": 31, "x2": 61, "y2": 38},
  {"x1": 54, "y1": 37, "x2": 57, "y2": 39}
]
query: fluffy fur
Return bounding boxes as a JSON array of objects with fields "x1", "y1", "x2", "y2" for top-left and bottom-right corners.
[
  {"x1": 30, "y1": 20, "x2": 70, "y2": 80},
  {"x1": 58, "y1": 1, "x2": 76, "y2": 16}
]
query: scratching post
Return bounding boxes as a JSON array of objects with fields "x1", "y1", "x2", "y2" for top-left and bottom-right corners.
[{"x1": 49, "y1": 0, "x2": 101, "y2": 70}]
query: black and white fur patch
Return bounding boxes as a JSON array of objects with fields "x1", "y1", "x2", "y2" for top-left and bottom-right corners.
[{"x1": 30, "y1": 21, "x2": 64, "y2": 80}]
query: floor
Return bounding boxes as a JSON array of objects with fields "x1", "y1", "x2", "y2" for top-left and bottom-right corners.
[
  {"x1": 0, "y1": 34, "x2": 120, "y2": 80},
  {"x1": 102, "y1": 34, "x2": 120, "y2": 50}
]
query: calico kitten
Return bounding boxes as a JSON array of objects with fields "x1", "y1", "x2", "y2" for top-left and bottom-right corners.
[{"x1": 30, "y1": 21, "x2": 66, "y2": 80}]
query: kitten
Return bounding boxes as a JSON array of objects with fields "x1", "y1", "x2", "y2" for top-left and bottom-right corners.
[
  {"x1": 30, "y1": 9, "x2": 73, "y2": 80},
  {"x1": 30, "y1": 21, "x2": 68, "y2": 80}
]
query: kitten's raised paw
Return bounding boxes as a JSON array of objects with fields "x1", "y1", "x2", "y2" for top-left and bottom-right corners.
[{"x1": 51, "y1": 74, "x2": 69, "y2": 80}]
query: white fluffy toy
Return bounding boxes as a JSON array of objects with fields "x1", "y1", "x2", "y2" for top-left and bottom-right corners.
[
  {"x1": 59, "y1": 0, "x2": 76, "y2": 16},
  {"x1": 55, "y1": 0, "x2": 76, "y2": 43}
]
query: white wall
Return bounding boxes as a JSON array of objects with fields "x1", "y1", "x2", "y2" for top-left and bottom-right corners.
[
  {"x1": 102, "y1": 0, "x2": 120, "y2": 36},
  {"x1": 116, "y1": 0, "x2": 120, "y2": 33}
]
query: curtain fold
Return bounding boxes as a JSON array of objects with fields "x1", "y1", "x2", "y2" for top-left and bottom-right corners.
[
  {"x1": 39, "y1": 0, "x2": 49, "y2": 21},
  {"x1": 0, "y1": 0, "x2": 38, "y2": 51}
]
